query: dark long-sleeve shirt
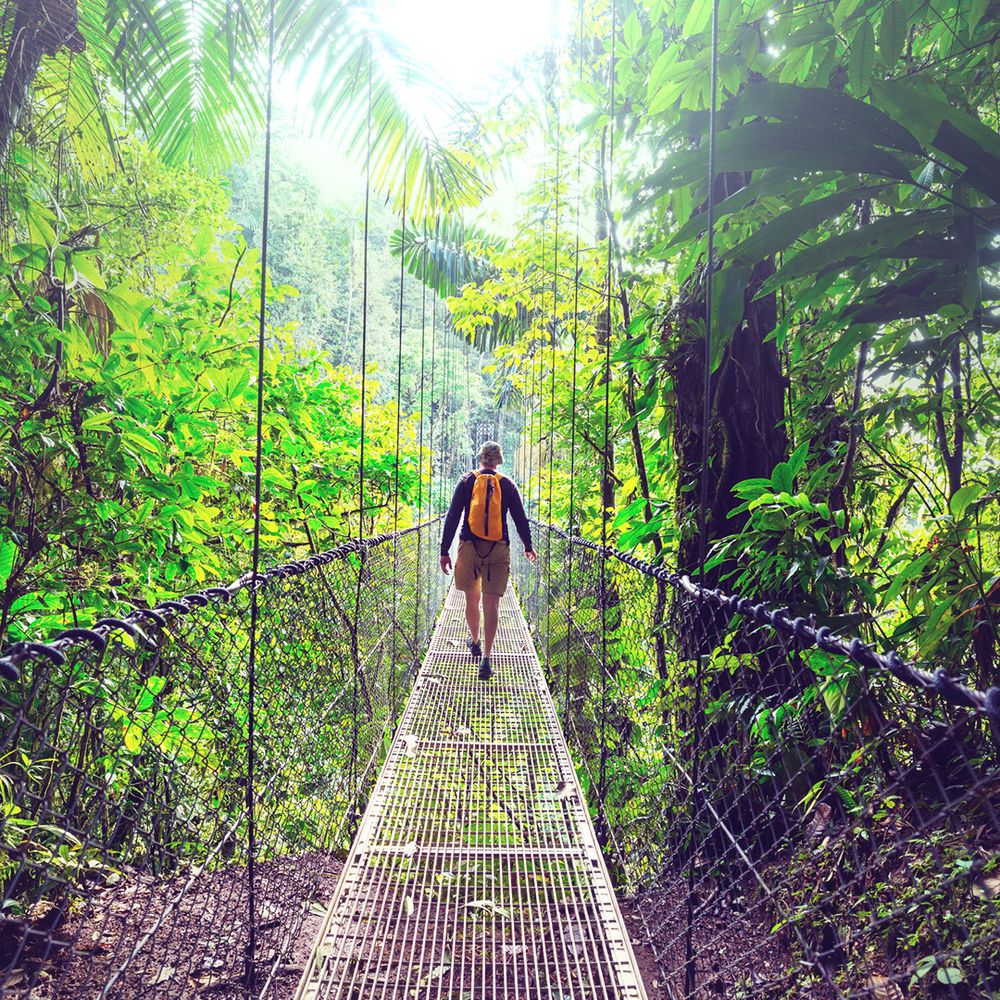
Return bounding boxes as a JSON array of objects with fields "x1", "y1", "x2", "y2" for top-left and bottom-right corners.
[{"x1": 439, "y1": 469, "x2": 533, "y2": 557}]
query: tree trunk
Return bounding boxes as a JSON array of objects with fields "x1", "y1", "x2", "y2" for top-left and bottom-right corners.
[
  {"x1": 671, "y1": 255, "x2": 788, "y2": 583},
  {"x1": 0, "y1": 0, "x2": 86, "y2": 160}
]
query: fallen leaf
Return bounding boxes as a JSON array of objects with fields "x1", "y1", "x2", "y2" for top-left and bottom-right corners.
[
  {"x1": 404, "y1": 895, "x2": 414, "y2": 917},
  {"x1": 464, "y1": 898, "x2": 512, "y2": 919},
  {"x1": 419, "y1": 962, "x2": 450, "y2": 986},
  {"x1": 193, "y1": 972, "x2": 226, "y2": 988},
  {"x1": 972, "y1": 874, "x2": 1000, "y2": 900},
  {"x1": 147, "y1": 965, "x2": 175, "y2": 986},
  {"x1": 805, "y1": 802, "x2": 833, "y2": 841},
  {"x1": 867, "y1": 975, "x2": 903, "y2": 999}
]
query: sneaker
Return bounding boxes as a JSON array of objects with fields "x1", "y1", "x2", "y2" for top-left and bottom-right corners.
[
  {"x1": 466, "y1": 637, "x2": 482, "y2": 660},
  {"x1": 478, "y1": 657, "x2": 492, "y2": 681}
]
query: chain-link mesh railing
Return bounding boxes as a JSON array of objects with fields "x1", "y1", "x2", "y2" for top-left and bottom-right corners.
[
  {"x1": 516, "y1": 521, "x2": 1000, "y2": 1000},
  {"x1": 0, "y1": 520, "x2": 445, "y2": 999}
]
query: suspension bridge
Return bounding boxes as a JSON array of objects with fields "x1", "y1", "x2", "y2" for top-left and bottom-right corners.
[
  {"x1": 296, "y1": 584, "x2": 645, "y2": 1000},
  {"x1": 1, "y1": 516, "x2": 998, "y2": 998},
  {"x1": 1, "y1": 0, "x2": 998, "y2": 992}
]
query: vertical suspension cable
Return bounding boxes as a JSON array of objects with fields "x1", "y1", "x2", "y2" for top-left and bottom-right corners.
[
  {"x1": 245, "y1": 0, "x2": 276, "y2": 992},
  {"x1": 418, "y1": 284, "x2": 427, "y2": 523},
  {"x1": 450, "y1": 320, "x2": 458, "y2": 478},
  {"x1": 548, "y1": 167, "x2": 559, "y2": 529},
  {"x1": 565, "y1": 0, "x2": 585, "y2": 729},
  {"x1": 358, "y1": 39, "x2": 373, "y2": 543},
  {"x1": 598, "y1": 0, "x2": 617, "y2": 836},
  {"x1": 465, "y1": 296, "x2": 472, "y2": 460},
  {"x1": 548, "y1": 130, "x2": 559, "y2": 525},
  {"x1": 428, "y1": 293, "x2": 437, "y2": 512},
  {"x1": 525, "y1": 347, "x2": 534, "y2": 521},
  {"x1": 350, "y1": 29, "x2": 374, "y2": 831},
  {"x1": 440, "y1": 300, "x2": 450, "y2": 507},
  {"x1": 537, "y1": 170, "x2": 546, "y2": 521},
  {"x1": 416, "y1": 280, "x2": 427, "y2": 653},
  {"x1": 538, "y1": 174, "x2": 549, "y2": 524},
  {"x1": 391, "y1": 123, "x2": 408, "y2": 706},
  {"x1": 697, "y1": 0, "x2": 720, "y2": 579},
  {"x1": 440, "y1": 304, "x2": 448, "y2": 504},
  {"x1": 685, "y1": 0, "x2": 721, "y2": 991},
  {"x1": 546, "y1": 47, "x2": 561, "y2": 682},
  {"x1": 527, "y1": 165, "x2": 546, "y2": 523}
]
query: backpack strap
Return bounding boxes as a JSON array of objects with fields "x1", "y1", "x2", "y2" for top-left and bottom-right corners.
[{"x1": 465, "y1": 470, "x2": 479, "y2": 518}]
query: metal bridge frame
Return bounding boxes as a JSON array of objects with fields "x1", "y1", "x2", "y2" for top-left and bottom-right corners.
[{"x1": 296, "y1": 584, "x2": 647, "y2": 999}]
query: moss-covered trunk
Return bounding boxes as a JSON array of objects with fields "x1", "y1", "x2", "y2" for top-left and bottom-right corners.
[{"x1": 671, "y1": 256, "x2": 788, "y2": 583}]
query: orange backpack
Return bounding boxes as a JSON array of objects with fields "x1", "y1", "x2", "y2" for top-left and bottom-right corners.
[{"x1": 468, "y1": 471, "x2": 504, "y2": 542}]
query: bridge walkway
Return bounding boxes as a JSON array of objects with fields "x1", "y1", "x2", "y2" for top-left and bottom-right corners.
[{"x1": 295, "y1": 584, "x2": 648, "y2": 999}]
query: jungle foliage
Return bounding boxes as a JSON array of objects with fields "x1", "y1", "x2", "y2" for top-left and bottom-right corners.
[
  {"x1": 436, "y1": 0, "x2": 1000, "y2": 687},
  {"x1": 0, "y1": 0, "x2": 477, "y2": 646},
  {"x1": 0, "y1": 0, "x2": 998, "y2": 993}
]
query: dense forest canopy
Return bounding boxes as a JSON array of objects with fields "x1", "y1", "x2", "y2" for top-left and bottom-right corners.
[
  {"x1": 0, "y1": 0, "x2": 997, "y2": 676},
  {"x1": 0, "y1": 1, "x2": 998, "y2": 996}
]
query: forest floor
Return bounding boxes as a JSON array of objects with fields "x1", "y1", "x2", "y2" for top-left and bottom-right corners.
[
  {"x1": 619, "y1": 868, "x2": 798, "y2": 1000},
  {"x1": 2, "y1": 851, "x2": 343, "y2": 999},
  {"x1": 3, "y1": 850, "x2": 799, "y2": 999}
]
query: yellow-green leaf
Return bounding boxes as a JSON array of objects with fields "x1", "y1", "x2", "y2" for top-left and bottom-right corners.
[{"x1": 849, "y1": 20, "x2": 876, "y2": 94}]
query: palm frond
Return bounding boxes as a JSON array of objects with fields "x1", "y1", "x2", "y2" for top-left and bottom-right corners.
[
  {"x1": 26, "y1": 44, "x2": 120, "y2": 183},
  {"x1": 392, "y1": 215, "x2": 534, "y2": 351},
  {"x1": 391, "y1": 216, "x2": 502, "y2": 297},
  {"x1": 278, "y1": 0, "x2": 490, "y2": 221},
  {"x1": 86, "y1": 0, "x2": 264, "y2": 173}
]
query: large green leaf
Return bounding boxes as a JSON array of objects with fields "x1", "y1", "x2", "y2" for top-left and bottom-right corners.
[
  {"x1": 933, "y1": 122, "x2": 1000, "y2": 201},
  {"x1": 837, "y1": 260, "x2": 980, "y2": 323},
  {"x1": 848, "y1": 20, "x2": 876, "y2": 95},
  {"x1": 877, "y1": 0, "x2": 908, "y2": 65},
  {"x1": 726, "y1": 183, "x2": 888, "y2": 265},
  {"x1": 710, "y1": 261, "x2": 753, "y2": 368},
  {"x1": 871, "y1": 79, "x2": 1000, "y2": 199},
  {"x1": 0, "y1": 539, "x2": 15, "y2": 590},
  {"x1": 759, "y1": 208, "x2": 951, "y2": 291},
  {"x1": 726, "y1": 80, "x2": 921, "y2": 154},
  {"x1": 644, "y1": 170, "x2": 798, "y2": 247},
  {"x1": 637, "y1": 122, "x2": 913, "y2": 209}
]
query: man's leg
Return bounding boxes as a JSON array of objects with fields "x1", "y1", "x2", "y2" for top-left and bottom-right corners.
[
  {"x1": 453, "y1": 542, "x2": 482, "y2": 657},
  {"x1": 482, "y1": 592, "x2": 501, "y2": 660},
  {"x1": 465, "y1": 590, "x2": 481, "y2": 644}
]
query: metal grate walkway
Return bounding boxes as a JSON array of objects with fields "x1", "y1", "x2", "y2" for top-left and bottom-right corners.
[{"x1": 295, "y1": 585, "x2": 648, "y2": 999}]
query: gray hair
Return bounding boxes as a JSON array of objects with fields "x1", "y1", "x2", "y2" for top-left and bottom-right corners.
[{"x1": 477, "y1": 441, "x2": 504, "y2": 466}]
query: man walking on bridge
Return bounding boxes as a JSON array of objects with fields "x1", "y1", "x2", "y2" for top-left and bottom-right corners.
[{"x1": 440, "y1": 441, "x2": 537, "y2": 681}]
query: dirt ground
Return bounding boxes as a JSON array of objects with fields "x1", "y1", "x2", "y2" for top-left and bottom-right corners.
[
  {"x1": 1, "y1": 852, "x2": 343, "y2": 999},
  {"x1": 619, "y1": 869, "x2": 798, "y2": 1000},
  {"x1": 4, "y1": 852, "x2": 795, "y2": 999}
]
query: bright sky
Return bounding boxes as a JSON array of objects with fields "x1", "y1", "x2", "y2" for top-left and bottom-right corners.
[
  {"x1": 377, "y1": 0, "x2": 557, "y2": 101},
  {"x1": 276, "y1": 0, "x2": 558, "y2": 223}
]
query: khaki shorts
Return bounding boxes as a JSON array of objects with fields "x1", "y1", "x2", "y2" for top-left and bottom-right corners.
[{"x1": 454, "y1": 540, "x2": 511, "y2": 596}]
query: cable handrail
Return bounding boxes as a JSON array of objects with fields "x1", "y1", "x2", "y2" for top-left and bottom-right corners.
[
  {"x1": 530, "y1": 518, "x2": 1000, "y2": 725},
  {"x1": 0, "y1": 516, "x2": 444, "y2": 682}
]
